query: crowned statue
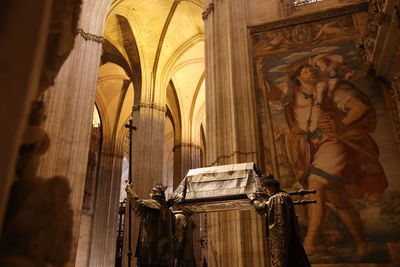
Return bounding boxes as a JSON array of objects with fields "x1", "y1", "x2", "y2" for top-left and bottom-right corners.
[
  {"x1": 126, "y1": 183, "x2": 175, "y2": 267},
  {"x1": 248, "y1": 173, "x2": 311, "y2": 267}
]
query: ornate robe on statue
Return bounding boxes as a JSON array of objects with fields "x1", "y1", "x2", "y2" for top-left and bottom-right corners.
[
  {"x1": 284, "y1": 81, "x2": 388, "y2": 199},
  {"x1": 133, "y1": 198, "x2": 174, "y2": 267},
  {"x1": 254, "y1": 191, "x2": 311, "y2": 267},
  {"x1": 174, "y1": 213, "x2": 196, "y2": 267}
]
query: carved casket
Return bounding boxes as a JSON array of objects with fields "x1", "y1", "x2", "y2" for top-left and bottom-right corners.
[{"x1": 172, "y1": 162, "x2": 262, "y2": 213}]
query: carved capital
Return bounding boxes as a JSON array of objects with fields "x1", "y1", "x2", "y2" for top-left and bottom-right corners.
[
  {"x1": 132, "y1": 101, "x2": 167, "y2": 113},
  {"x1": 202, "y1": 3, "x2": 214, "y2": 21},
  {"x1": 76, "y1": 28, "x2": 104, "y2": 43},
  {"x1": 173, "y1": 142, "x2": 201, "y2": 152}
]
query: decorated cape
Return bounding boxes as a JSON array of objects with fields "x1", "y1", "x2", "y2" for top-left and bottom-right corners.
[
  {"x1": 266, "y1": 192, "x2": 311, "y2": 267},
  {"x1": 174, "y1": 213, "x2": 196, "y2": 267}
]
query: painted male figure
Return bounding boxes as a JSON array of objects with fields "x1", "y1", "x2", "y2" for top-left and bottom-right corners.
[
  {"x1": 126, "y1": 183, "x2": 174, "y2": 267},
  {"x1": 248, "y1": 174, "x2": 311, "y2": 267},
  {"x1": 280, "y1": 60, "x2": 388, "y2": 255}
]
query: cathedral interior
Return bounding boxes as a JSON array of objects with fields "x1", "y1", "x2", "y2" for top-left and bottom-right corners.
[{"x1": 1, "y1": 0, "x2": 400, "y2": 266}]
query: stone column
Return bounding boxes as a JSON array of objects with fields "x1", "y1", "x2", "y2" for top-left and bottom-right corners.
[
  {"x1": 203, "y1": 0, "x2": 266, "y2": 266},
  {"x1": 173, "y1": 143, "x2": 194, "y2": 188},
  {"x1": 74, "y1": 126, "x2": 101, "y2": 267},
  {"x1": 82, "y1": 72, "x2": 131, "y2": 267},
  {"x1": 0, "y1": 0, "x2": 52, "y2": 234},
  {"x1": 122, "y1": 102, "x2": 167, "y2": 267},
  {"x1": 88, "y1": 144, "x2": 125, "y2": 267},
  {"x1": 190, "y1": 144, "x2": 204, "y2": 266},
  {"x1": 131, "y1": 102, "x2": 166, "y2": 195},
  {"x1": 37, "y1": 0, "x2": 112, "y2": 262}
]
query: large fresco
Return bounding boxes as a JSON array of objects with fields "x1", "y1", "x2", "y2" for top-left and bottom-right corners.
[{"x1": 251, "y1": 12, "x2": 400, "y2": 264}]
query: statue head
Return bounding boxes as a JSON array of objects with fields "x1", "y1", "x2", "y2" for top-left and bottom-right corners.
[
  {"x1": 259, "y1": 173, "x2": 280, "y2": 195},
  {"x1": 149, "y1": 183, "x2": 167, "y2": 200}
]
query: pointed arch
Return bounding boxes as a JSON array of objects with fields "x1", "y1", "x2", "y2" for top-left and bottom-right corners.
[
  {"x1": 102, "y1": 39, "x2": 133, "y2": 81},
  {"x1": 115, "y1": 14, "x2": 142, "y2": 105},
  {"x1": 158, "y1": 34, "x2": 204, "y2": 99},
  {"x1": 166, "y1": 80, "x2": 182, "y2": 144},
  {"x1": 189, "y1": 71, "x2": 205, "y2": 143}
]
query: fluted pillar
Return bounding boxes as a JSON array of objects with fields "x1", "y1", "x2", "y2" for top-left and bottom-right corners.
[
  {"x1": 204, "y1": 0, "x2": 266, "y2": 266},
  {"x1": 80, "y1": 67, "x2": 131, "y2": 267},
  {"x1": 190, "y1": 144, "x2": 204, "y2": 266},
  {"x1": 122, "y1": 102, "x2": 166, "y2": 267},
  {"x1": 88, "y1": 146, "x2": 124, "y2": 267},
  {"x1": 131, "y1": 103, "x2": 166, "y2": 195},
  {"x1": 74, "y1": 128, "x2": 98, "y2": 267},
  {"x1": 173, "y1": 143, "x2": 196, "y2": 188},
  {"x1": 190, "y1": 142, "x2": 202, "y2": 169},
  {"x1": 37, "y1": 0, "x2": 112, "y2": 263}
]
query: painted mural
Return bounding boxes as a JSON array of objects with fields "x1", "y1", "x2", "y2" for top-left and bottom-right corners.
[{"x1": 251, "y1": 13, "x2": 400, "y2": 264}]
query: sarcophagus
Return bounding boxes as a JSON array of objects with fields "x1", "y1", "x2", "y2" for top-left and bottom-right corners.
[{"x1": 171, "y1": 162, "x2": 262, "y2": 213}]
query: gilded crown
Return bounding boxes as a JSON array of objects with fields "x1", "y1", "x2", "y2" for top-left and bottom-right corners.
[
  {"x1": 152, "y1": 183, "x2": 167, "y2": 192},
  {"x1": 259, "y1": 173, "x2": 279, "y2": 187}
]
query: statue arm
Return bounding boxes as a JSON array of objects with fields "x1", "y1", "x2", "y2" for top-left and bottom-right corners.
[
  {"x1": 253, "y1": 199, "x2": 268, "y2": 215},
  {"x1": 125, "y1": 183, "x2": 140, "y2": 209},
  {"x1": 248, "y1": 193, "x2": 268, "y2": 214}
]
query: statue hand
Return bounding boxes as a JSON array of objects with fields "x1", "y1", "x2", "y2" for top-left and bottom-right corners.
[
  {"x1": 125, "y1": 183, "x2": 139, "y2": 200},
  {"x1": 247, "y1": 193, "x2": 257, "y2": 202}
]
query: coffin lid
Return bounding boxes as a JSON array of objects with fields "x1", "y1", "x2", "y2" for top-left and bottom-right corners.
[{"x1": 171, "y1": 162, "x2": 261, "y2": 213}]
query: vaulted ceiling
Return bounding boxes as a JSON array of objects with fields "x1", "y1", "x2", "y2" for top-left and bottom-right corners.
[{"x1": 97, "y1": 0, "x2": 205, "y2": 149}]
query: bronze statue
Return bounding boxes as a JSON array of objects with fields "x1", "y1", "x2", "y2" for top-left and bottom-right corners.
[
  {"x1": 248, "y1": 174, "x2": 311, "y2": 267},
  {"x1": 173, "y1": 211, "x2": 196, "y2": 267},
  {"x1": 126, "y1": 183, "x2": 175, "y2": 267}
]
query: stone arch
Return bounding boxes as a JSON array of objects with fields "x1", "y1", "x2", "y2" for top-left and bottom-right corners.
[
  {"x1": 102, "y1": 39, "x2": 135, "y2": 84},
  {"x1": 115, "y1": 14, "x2": 142, "y2": 105},
  {"x1": 157, "y1": 34, "x2": 204, "y2": 105},
  {"x1": 166, "y1": 80, "x2": 182, "y2": 145},
  {"x1": 189, "y1": 71, "x2": 205, "y2": 144},
  {"x1": 200, "y1": 123, "x2": 206, "y2": 167},
  {"x1": 164, "y1": 108, "x2": 175, "y2": 194}
]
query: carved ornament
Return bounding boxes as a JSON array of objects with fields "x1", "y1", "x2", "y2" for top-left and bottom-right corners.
[
  {"x1": 363, "y1": 0, "x2": 387, "y2": 61},
  {"x1": 249, "y1": 2, "x2": 368, "y2": 34},
  {"x1": 202, "y1": 2, "x2": 214, "y2": 21},
  {"x1": 173, "y1": 142, "x2": 201, "y2": 152},
  {"x1": 251, "y1": 14, "x2": 358, "y2": 57},
  {"x1": 132, "y1": 101, "x2": 167, "y2": 113},
  {"x1": 76, "y1": 28, "x2": 104, "y2": 43}
]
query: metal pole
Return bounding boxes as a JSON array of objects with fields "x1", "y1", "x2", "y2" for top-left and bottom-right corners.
[
  {"x1": 256, "y1": 58, "x2": 280, "y2": 178},
  {"x1": 125, "y1": 119, "x2": 137, "y2": 267}
]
